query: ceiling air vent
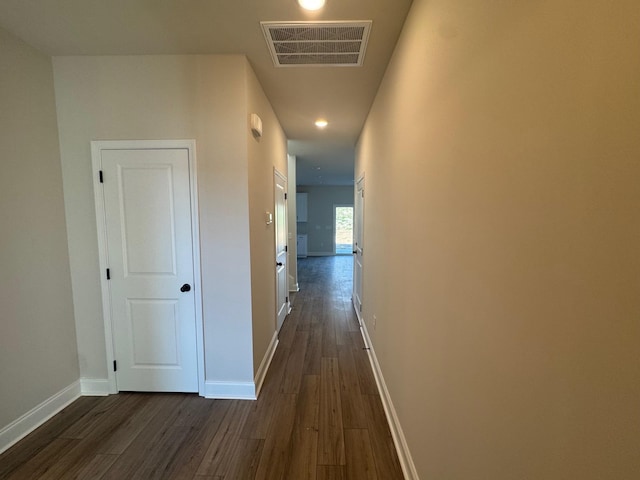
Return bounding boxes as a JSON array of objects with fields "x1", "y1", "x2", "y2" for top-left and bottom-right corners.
[{"x1": 261, "y1": 21, "x2": 372, "y2": 67}]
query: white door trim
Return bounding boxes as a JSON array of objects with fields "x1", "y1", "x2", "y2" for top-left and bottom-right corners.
[
  {"x1": 91, "y1": 139, "x2": 205, "y2": 396},
  {"x1": 353, "y1": 174, "x2": 365, "y2": 322},
  {"x1": 274, "y1": 167, "x2": 289, "y2": 328}
]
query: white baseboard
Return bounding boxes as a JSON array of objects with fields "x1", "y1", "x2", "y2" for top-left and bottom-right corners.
[
  {"x1": 204, "y1": 330, "x2": 279, "y2": 400},
  {"x1": 359, "y1": 318, "x2": 419, "y2": 480},
  {"x1": 204, "y1": 381, "x2": 256, "y2": 400},
  {"x1": 0, "y1": 380, "x2": 81, "y2": 455},
  {"x1": 255, "y1": 333, "x2": 279, "y2": 398},
  {"x1": 353, "y1": 297, "x2": 363, "y2": 326},
  {"x1": 80, "y1": 378, "x2": 112, "y2": 396},
  {"x1": 288, "y1": 271, "x2": 299, "y2": 292}
]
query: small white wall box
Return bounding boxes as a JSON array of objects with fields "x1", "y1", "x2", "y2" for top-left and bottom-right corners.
[
  {"x1": 265, "y1": 212, "x2": 273, "y2": 225},
  {"x1": 251, "y1": 113, "x2": 263, "y2": 138}
]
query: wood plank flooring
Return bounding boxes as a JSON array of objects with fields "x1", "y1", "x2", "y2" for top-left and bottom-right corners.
[{"x1": 0, "y1": 256, "x2": 403, "y2": 479}]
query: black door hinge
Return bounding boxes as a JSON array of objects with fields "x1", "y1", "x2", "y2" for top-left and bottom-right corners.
[
  {"x1": 285, "y1": 245, "x2": 288, "y2": 252},
  {"x1": 113, "y1": 360, "x2": 117, "y2": 372},
  {"x1": 99, "y1": 170, "x2": 104, "y2": 183},
  {"x1": 284, "y1": 193, "x2": 288, "y2": 200},
  {"x1": 106, "y1": 268, "x2": 110, "y2": 280},
  {"x1": 286, "y1": 296, "x2": 289, "y2": 303}
]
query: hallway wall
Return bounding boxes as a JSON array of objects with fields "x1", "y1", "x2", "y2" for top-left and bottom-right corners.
[
  {"x1": 0, "y1": 27, "x2": 78, "y2": 431},
  {"x1": 246, "y1": 62, "x2": 288, "y2": 377},
  {"x1": 357, "y1": 0, "x2": 640, "y2": 478},
  {"x1": 53, "y1": 55, "x2": 259, "y2": 390}
]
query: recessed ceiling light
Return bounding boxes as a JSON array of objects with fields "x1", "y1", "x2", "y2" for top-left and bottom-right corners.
[
  {"x1": 315, "y1": 119, "x2": 328, "y2": 128},
  {"x1": 298, "y1": 0, "x2": 326, "y2": 11}
]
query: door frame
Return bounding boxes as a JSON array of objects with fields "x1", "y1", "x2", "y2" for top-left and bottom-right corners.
[
  {"x1": 353, "y1": 174, "x2": 365, "y2": 322},
  {"x1": 273, "y1": 167, "x2": 289, "y2": 330},
  {"x1": 91, "y1": 139, "x2": 205, "y2": 396}
]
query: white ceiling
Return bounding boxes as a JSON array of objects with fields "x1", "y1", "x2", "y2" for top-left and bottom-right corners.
[{"x1": 0, "y1": 0, "x2": 412, "y2": 185}]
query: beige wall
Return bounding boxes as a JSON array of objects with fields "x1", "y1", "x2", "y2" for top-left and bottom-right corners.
[
  {"x1": 357, "y1": 0, "x2": 640, "y2": 478},
  {"x1": 296, "y1": 185, "x2": 354, "y2": 255},
  {"x1": 245, "y1": 60, "x2": 288, "y2": 376},
  {"x1": 0, "y1": 28, "x2": 78, "y2": 428},
  {"x1": 53, "y1": 55, "x2": 256, "y2": 385}
]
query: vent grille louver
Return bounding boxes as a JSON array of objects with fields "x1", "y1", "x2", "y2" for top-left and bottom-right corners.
[{"x1": 261, "y1": 21, "x2": 372, "y2": 67}]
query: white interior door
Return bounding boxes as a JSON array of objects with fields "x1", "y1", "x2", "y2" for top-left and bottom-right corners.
[
  {"x1": 353, "y1": 176, "x2": 365, "y2": 319},
  {"x1": 275, "y1": 170, "x2": 288, "y2": 331},
  {"x1": 101, "y1": 147, "x2": 198, "y2": 392}
]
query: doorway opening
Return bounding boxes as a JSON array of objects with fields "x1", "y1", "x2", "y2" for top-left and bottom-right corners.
[{"x1": 334, "y1": 205, "x2": 354, "y2": 255}]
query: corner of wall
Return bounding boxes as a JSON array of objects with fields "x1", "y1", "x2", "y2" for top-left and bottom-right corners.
[{"x1": 0, "y1": 381, "x2": 81, "y2": 455}]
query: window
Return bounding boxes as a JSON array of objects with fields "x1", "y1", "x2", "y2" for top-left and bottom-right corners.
[{"x1": 334, "y1": 205, "x2": 354, "y2": 255}]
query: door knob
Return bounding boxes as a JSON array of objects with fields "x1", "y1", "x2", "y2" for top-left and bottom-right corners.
[
  {"x1": 180, "y1": 283, "x2": 191, "y2": 292},
  {"x1": 276, "y1": 262, "x2": 283, "y2": 266},
  {"x1": 352, "y1": 250, "x2": 357, "y2": 254}
]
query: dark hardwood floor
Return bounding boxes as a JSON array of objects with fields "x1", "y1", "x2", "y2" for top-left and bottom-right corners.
[{"x1": 0, "y1": 256, "x2": 403, "y2": 479}]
